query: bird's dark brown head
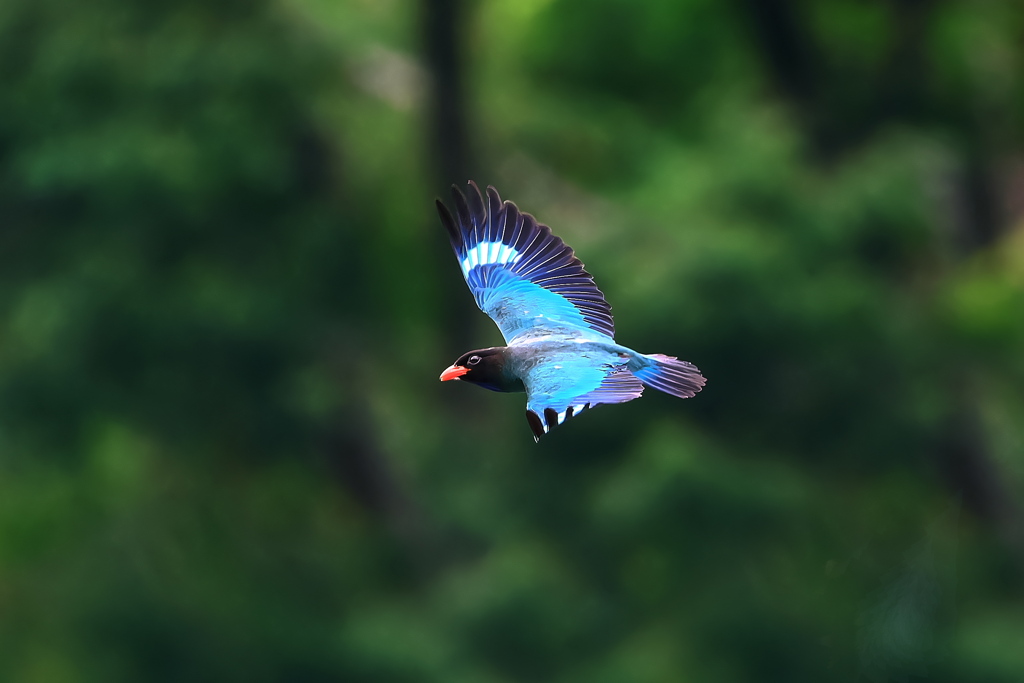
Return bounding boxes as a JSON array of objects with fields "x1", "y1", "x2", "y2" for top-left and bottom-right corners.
[{"x1": 439, "y1": 347, "x2": 519, "y2": 392}]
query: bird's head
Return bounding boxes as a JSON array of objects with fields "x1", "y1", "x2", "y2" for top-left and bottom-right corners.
[{"x1": 439, "y1": 347, "x2": 513, "y2": 392}]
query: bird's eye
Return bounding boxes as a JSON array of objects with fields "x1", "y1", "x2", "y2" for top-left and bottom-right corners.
[{"x1": 468, "y1": 355, "x2": 481, "y2": 365}]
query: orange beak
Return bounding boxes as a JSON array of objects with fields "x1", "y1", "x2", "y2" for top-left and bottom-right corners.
[{"x1": 439, "y1": 364, "x2": 470, "y2": 381}]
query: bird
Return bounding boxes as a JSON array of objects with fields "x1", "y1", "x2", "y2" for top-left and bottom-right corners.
[{"x1": 437, "y1": 181, "x2": 705, "y2": 441}]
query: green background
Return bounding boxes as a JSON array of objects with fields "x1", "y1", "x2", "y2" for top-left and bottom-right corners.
[{"x1": 2, "y1": 0, "x2": 1023, "y2": 680}]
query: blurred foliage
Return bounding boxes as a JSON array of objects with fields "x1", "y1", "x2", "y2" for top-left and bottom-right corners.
[{"x1": 2, "y1": 0, "x2": 1024, "y2": 681}]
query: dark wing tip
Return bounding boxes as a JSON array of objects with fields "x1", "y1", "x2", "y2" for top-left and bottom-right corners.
[
  {"x1": 525, "y1": 410, "x2": 545, "y2": 442},
  {"x1": 466, "y1": 181, "x2": 486, "y2": 226},
  {"x1": 450, "y1": 181, "x2": 488, "y2": 239},
  {"x1": 435, "y1": 198, "x2": 459, "y2": 244},
  {"x1": 450, "y1": 183, "x2": 472, "y2": 230},
  {"x1": 521, "y1": 211, "x2": 551, "y2": 238},
  {"x1": 486, "y1": 186, "x2": 503, "y2": 226}
]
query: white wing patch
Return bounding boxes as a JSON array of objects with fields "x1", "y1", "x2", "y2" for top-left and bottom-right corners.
[
  {"x1": 528, "y1": 403, "x2": 591, "y2": 439},
  {"x1": 460, "y1": 241, "x2": 523, "y2": 276}
]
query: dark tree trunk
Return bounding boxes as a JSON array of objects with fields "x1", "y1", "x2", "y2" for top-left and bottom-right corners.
[
  {"x1": 422, "y1": 0, "x2": 479, "y2": 350},
  {"x1": 422, "y1": 0, "x2": 473, "y2": 188}
]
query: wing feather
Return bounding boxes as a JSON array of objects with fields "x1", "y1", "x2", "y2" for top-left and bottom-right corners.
[
  {"x1": 438, "y1": 181, "x2": 615, "y2": 342},
  {"x1": 523, "y1": 364, "x2": 644, "y2": 441}
]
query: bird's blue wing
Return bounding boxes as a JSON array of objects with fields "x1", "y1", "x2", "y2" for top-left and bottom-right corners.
[
  {"x1": 436, "y1": 182, "x2": 615, "y2": 343},
  {"x1": 522, "y1": 357, "x2": 644, "y2": 441}
]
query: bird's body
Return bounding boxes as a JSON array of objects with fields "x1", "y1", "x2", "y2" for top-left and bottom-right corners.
[
  {"x1": 437, "y1": 182, "x2": 704, "y2": 441},
  {"x1": 468, "y1": 335, "x2": 637, "y2": 394}
]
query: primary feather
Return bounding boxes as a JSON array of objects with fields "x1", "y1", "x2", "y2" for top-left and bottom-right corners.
[{"x1": 435, "y1": 182, "x2": 615, "y2": 341}]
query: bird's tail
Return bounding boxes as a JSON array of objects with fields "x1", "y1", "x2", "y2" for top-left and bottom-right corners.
[{"x1": 631, "y1": 354, "x2": 706, "y2": 399}]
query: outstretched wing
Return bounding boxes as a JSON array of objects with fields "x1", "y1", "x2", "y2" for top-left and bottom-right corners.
[
  {"x1": 436, "y1": 181, "x2": 615, "y2": 343},
  {"x1": 522, "y1": 358, "x2": 644, "y2": 441}
]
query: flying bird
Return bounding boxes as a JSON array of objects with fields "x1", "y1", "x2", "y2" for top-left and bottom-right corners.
[{"x1": 437, "y1": 181, "x2": 705, "y2": 441}]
